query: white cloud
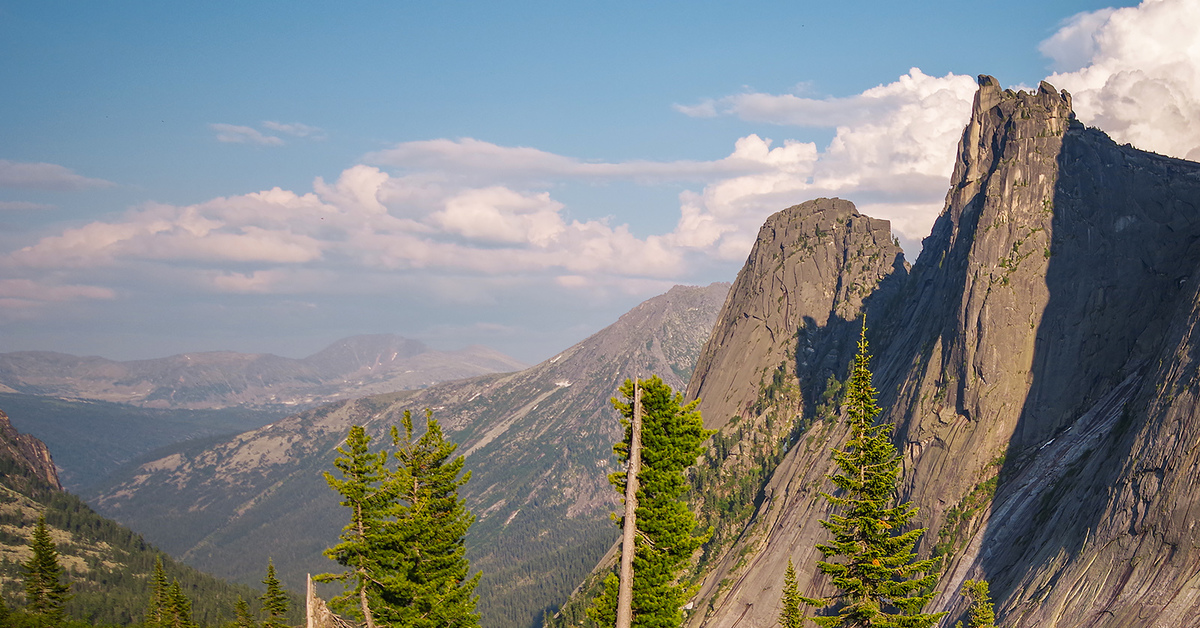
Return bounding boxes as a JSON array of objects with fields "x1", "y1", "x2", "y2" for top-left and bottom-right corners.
[
  {"x1": 0, "y1": 160, "x2": 114, "y2": 190},
  {"x1": 0, "y1": 279, "x2": 115, "y2": 306},
  {"x1": 1046, "y1": 0, "x2": 1200, "y2": 161},
  {"x1": 262, "y1": 121, "x2": 325, "y2": 139},
  {"x1": 210, "y1": 123, "x2": 285, "y2": 146}
]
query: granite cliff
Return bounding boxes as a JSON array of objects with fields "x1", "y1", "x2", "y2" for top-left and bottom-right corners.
[{"x1": 672, "y1": 76, "x2": 1200, "y2": 628}]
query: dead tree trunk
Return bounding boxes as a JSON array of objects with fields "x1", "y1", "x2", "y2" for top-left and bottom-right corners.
[{"x1": 616, "y1": 380, "x2": 642, "y2": 628}]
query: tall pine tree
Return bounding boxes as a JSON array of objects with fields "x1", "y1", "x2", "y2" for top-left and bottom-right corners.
[
  {"x1": 260, "y1": 560, "x2": 289, "y2": 628},
  {"x1": 145, "y1": 557, "x2": 170, "y2": 628},
  {"x1": 800, "y1": 325, "x2": 944, "y2": 627},
  {"x1": 780, "y1": 559, "x2": 803, "y2": 628},
  {"x1": 317, "y1": 424, "x2": 389, "y2": 628},
  {"x1": 233, "y1": 596, "x2": 257, "y2": 628},
  {"x1": 589, "y1": 376, "x2": 711, "y2": 628},
  {"x1": 22, "y1": 514, "x2": 70, "y2": 627},
  {"x1": 381, "y1": 409, "x2": 480, "y2": 628}
]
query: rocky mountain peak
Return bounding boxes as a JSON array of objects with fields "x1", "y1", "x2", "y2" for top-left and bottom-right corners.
[{"x1": 0, "y1": 409, "x2": 61, "y2": 490}]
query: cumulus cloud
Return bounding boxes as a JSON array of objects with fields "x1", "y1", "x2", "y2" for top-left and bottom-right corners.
[
  {"x1": 210, "y1": 123, "x2": 285, "y2": 146},
  {"x1": 0, "y1": 279, "x2": 115, "y2": 311},
  {"x1": 1046, "y1": 0, "x2": 1200, "y2": 161},
  {"x1": 0, "y1": 160, "x2": 114, "y2": 190}
]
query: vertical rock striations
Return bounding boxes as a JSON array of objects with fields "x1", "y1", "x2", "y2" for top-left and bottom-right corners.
[
  {"x1": 685, "y1": 76, "x2": 1200, "y2": 628},
  {"x1": 0, "y1": 409, "x2": 61, "y2": 490}
]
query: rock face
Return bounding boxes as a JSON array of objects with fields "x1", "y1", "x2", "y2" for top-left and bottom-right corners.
[
  {"x1": 88, "y1": 283, "x2": 729, "y2": 628},
  {"x1": 0, "y1": 409, "x2": 60, "y2": 489},
  {"x1": 682, "y1": 77, "x2": 1200, "y2": 628},
  {"x1": 0, "y1": 335, "x2": 526, "y2": 409}
]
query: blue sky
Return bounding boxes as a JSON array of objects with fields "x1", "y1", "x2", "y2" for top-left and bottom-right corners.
[{"x1": 5, "y1": 0, "x2": 1195, "y2": 364}]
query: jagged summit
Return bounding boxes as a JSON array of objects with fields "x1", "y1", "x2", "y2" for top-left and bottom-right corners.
[{"x1": 674, "y1": 76, "x2": 1200, "y2": 628}]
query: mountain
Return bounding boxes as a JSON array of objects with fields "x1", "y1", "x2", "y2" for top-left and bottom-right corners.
[
  {"x1": 87, "y1": 282, "x2": 730, "y2": 628},
  {"x1": 647, "y1": 76, "x2": 1200, "y2": 628},
  {"x1": 0, "y1": 335, "x2": 526, "y2": 410},
  {"x1": 0, "y1": 408, "x2": 291, "y2": 626}
]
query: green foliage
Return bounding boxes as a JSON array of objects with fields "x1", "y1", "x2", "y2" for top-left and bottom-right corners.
[
  {"x1": 22, "y1": 515, "x2": 70, "y2": 626},
  {"x1": 231, "y1": 597, "x2": 256, "y2": 628},
  {"x1": 952, "y1": 580, "x2": 995, "y2": 628},
  {"x1": 779, "y1": 560, "x2": 803, "y2": 628},
  {"x1": 259, "y1": 562, "x2": 287, "y2": 628},
  {"x1": 145, "y1": 558, "x2": 170, "y2": 628},
  {"x1": 383, "y1": 410, "x2": 480, "y2": 628},
  {"x1": 801, "y1": 325, "x2": 945, "y2": 628},
  {"x1": 588, "y1": 376, "x2": 712, "y2": 628},
  {"x1": 319, "y1": 412, "x2": 480, "y2": 628},
  {"x1": 165, "y1": 579, "x2": 198, "y2": 628}
]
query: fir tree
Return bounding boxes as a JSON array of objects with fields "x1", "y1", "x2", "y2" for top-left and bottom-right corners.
[
  {"x1": 800, "y1": 325, "x2": 945, "y2": 628},
  {"x1": 165, "y1": 579, "x2": 197, "y2": 628},
  {"x1": 381, "y1": 409, "x2": 480, "y2": 628},
  {"x1": 588, "y1": 376, "x2": 712, "y2": 628},
  {"x1": 953, "y1": 580, "x2": 995, "y2": 628},
  {"x1": 260, "y1": 560, "x2": 289, "y2": 628},
  {"x1": 146, "y1": 557, "x2": 170, "y2": 628},
  {"x1": 22, "y1": 514, "x2": 70, "y2": 627},
  {"x1": 779, "y1": 559, "x2": 803, "y2": 628},
  {"x1": 233, "y1": 596, "x2": 257, "y2": 628},
  {"x1": 317, "y1": 424, "x2": 389, "y2": 628}
]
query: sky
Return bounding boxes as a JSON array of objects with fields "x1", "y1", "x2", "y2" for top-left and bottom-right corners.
[{"x1": 3, "y1": 0, "x2": 1198, "y2": 364}]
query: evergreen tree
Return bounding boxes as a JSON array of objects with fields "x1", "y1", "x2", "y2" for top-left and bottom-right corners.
[
  {"x1": 588, "y1": 376, "x2": 712, "y2": 628},
  {"x1": 800, "y1": 325, "x2": 944, "y2": 628},
  {"x1": 233, "y1": 596, "x2": 257, "y2": 628},
  {"x1": 22, "y1": 514, "x2": 70, "y2": 626},
  {"x1": 165, "y1": 579, "x2": 197, "y2": 628},
  {"x1": 146, "y1": 557, "x2": 170, "y2": 628},
  {"x1": 779, "y1": 559, "x2": 803, "y2": 628},
  {"x1": 953, "y1": 580, "x2": 995, "y2": 628},
  {"x1": 317, "y1": 424, "x2": 389, "y2": 627},
  {"x1": 0, "y1": 593, "x2": 11, "y2": 628},
  {"x1": 260, "y1": 560, "x2": 289, "y2": 628},
  {"x1": 381, "y1": 409, "x2": 480, "y2": 628}
]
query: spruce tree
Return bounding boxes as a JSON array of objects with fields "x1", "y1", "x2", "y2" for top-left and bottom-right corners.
[
  {"x1": 779, "y1": 559, "x2": 803, "y2": 628},
  {"x1": 382, "y1": 409, "x2": 480, "y2": 628},
  {"x1": 233, "y1": 596, "x2": 257, "y2": 628},
  {"x1": 800, "y1": 325, "x2": 944, "y2": 628},
  {"x1": 953, "y1": 580, "x2": 995, "y2": 628},
  {"x1": 165, "y1": 579, "x2": 197, "y2": 628},
  {"x1": 588, "y1": 376, "x2": 711, "y2": 628},
  {"x1": 146, "y1": 557, "x2": 170, "y2": 628},
  {"x1": 260, "y1": 560, "x2": 289, "y2": 628},
  {"x1": 317, "y1": 424, "x2": 389, "y2": 627},
  {"x1": 22, "y1": 514, "x2": 70, "y2": 627}
]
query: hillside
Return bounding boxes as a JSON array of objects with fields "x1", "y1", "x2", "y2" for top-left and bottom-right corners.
[
  {"x1": 0, "y1": 408, "x2": 293, "y2": 626},
  {"x1": 0, "y1": 334, "x2": 526, "y2": 410},
  {"x1": 662, "y1": 77, "x2": 1200, "y2": 628},
  {"x1": 88, "y1": 282, "x2": 729, "y2": 628}
]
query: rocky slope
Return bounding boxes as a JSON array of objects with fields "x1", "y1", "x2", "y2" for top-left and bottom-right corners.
[
  {"x1": 0, "y1": 335, "x2": 526, "y2": 409},
  {"x1": 88, "y1": 283, "x2": 729, "y2": 628},
  {"x1": 663, "y1": 76, "x2": 1200, "y2": 628},
  {"x1": 0, "y1": 408, "x2": 278, "y2": 625}
]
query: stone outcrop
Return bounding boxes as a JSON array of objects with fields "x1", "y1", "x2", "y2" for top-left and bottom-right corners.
[
  {"x1": 0, "y1": 408, "x2": 61, "y2": 489},
  {"x1": 684, "y1": 76, "x2": 1200, "y2": 628}
]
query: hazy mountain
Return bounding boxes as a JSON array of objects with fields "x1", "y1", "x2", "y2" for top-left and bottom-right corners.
[
  {"x1": 0, "y1": 335, "x2": 526, "y2": 410},
  {"x1": 87, "y1": 282, "x2": 729, "y2": 628}
]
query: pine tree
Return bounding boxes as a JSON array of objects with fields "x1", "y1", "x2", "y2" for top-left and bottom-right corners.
[
  {"x1": 800, "y1": 325, "x2": 945, "y2": 628},
  {"x1": 953, "y1": 580, "x2": 995, "y2": 628},
  {"x1": 381, "y1": 409, "x2": 480, "y2": 628},
  {"x1": 317, "y1": 424, "x2": 389, "y2": 628},
  {"x1": 779, "y1": 559, "x2": 803, "y2": 628},
  {"x1": 22, "y1": 514, "x2": 70, "y2": 626},
  {"x1": 260, "y1": 560, "x2": 289, "y2": 628},
  {"x1": 233, "y1": 596, "x2": 257, "y2": 628},
  {"x1": 146, "y1": 557, "x2": 170, "y2": 628},
  {"x1": 165, "y1": 579, "x2": 197, "y2": 628},
  {"x1": 588, "y1": 376, "x2": 712, "y2": 628}
]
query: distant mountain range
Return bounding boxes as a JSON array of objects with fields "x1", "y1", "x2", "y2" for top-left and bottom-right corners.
[
  {"x1": 86, "y1": 282, "x2": 730, "y2": 628},
  {"x1": 0, "y1": 335, "x2": 527, "y2": 410}
]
